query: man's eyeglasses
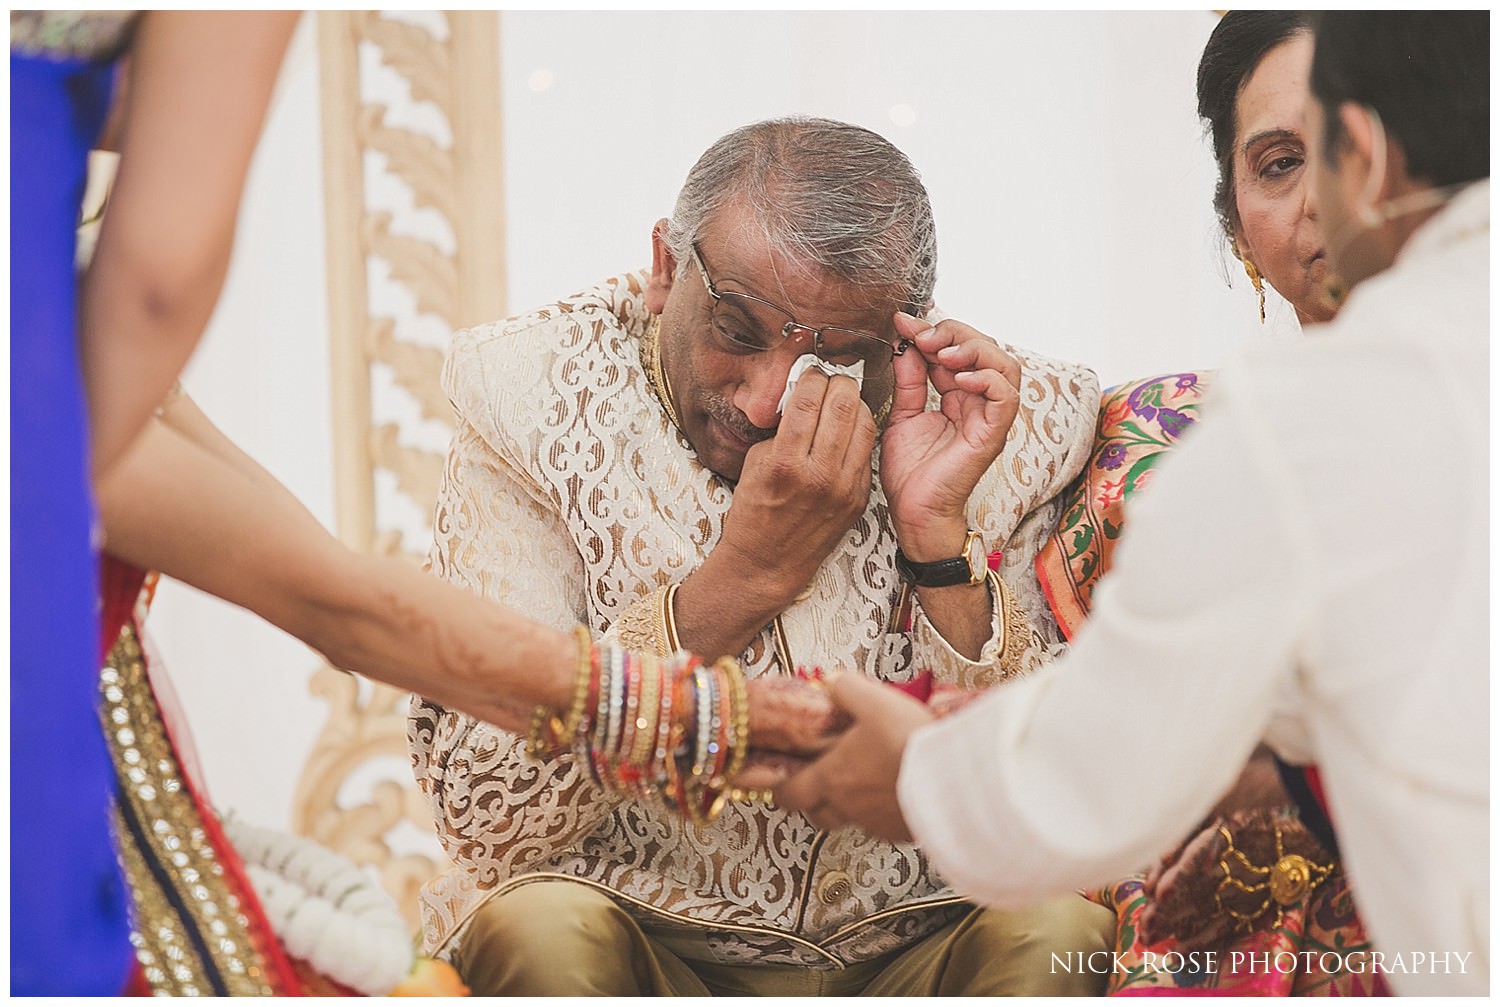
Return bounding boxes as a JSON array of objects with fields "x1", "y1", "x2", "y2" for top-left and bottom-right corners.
[{"x1": 689, "y1": 242, "x2": 911, "y2": 381}]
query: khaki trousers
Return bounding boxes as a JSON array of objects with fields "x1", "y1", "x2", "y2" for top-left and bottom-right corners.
[{"x1": 451, "y1": 878, "x2": 1114, "y2": 996}]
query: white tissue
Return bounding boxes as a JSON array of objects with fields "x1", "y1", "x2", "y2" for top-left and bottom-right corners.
[{"x1": 776, "y1": 353, "x2": 866, "y2": 415}]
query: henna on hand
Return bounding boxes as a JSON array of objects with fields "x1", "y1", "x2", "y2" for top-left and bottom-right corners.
[
  {"x1": 1139, "y1": 823, "x2": 1237, "y2": 950},
  {"x1": 730, "y1": 749, "x2": 807, "y2": 791},
  {"x1": 745, "y1": 675, "x2": 849, "y2": 757}
]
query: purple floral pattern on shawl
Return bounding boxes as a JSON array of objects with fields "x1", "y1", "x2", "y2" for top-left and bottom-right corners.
[{"x1": 1038, "y1": 373, "x2": 1207, "y2": 639}]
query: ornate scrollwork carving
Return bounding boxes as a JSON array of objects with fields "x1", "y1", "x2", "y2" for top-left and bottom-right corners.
[{"x1": 295, "y1": 10, "x2": 505, "y2": 929}]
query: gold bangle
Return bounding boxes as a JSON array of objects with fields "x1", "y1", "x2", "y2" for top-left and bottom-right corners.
[
  {"x1": 718, "y1": 656, "x2": 750, "y2": 785},
  {"x1": 525, "y1": 704, "x2": 550, "y2": 759},
  {"x1": 727, "y1": 787, "x2": 775, "y2": 806},
  {"x1": 628, "y1": 652, "x2": 661, "y2": 770},
  {"x1": 689, "y1": 657, "x2": 750, "y2": 825},
  {"x1": 561, "y1": 624, "x2": 594, "y2": 735},
  {"x1": 526, "y1": 624, "x2": 593, "y2": 759}
]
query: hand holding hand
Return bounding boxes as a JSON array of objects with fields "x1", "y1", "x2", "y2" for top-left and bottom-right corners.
[
  {"x1": 745, "y1": 674, "x2": 849, "y2": 756},
  {"x1": 773, "y1": 671, "x2": 935, "y2": 842},
  {"x1": 728, "y1": 675, "x2": 850, "y2": 793}
]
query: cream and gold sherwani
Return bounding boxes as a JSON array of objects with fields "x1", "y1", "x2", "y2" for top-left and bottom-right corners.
[{"x1": 409, "y1": 271, "x2": 1100, "y2": 967}]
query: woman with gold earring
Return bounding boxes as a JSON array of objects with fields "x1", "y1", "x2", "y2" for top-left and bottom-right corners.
[{"x1": 1200, "y1": 12, "x2": 1342, "y2": 327}]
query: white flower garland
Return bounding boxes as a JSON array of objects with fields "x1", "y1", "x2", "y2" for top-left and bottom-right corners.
[{"x1": 223, "y1": 816, "x2": 414, "y2": 996}]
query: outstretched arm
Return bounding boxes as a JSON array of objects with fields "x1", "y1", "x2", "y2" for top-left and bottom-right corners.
[{"x1": 95, "y1": 400, "x2": 573, "y2": 733}]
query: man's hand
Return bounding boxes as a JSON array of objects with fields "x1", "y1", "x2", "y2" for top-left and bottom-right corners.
[
  {"x1": 877, "y1": 314, "x2": 1020, "y2": 658},
  {"x1": 879, "y1": 313, "x2": 1021, "y2": 556},
  {"x1": 678, "y1": 370, "x2": 875, "y2": 658},
  {"x1": 773, "y1": 671, "x2": 935, "y2": 842}
]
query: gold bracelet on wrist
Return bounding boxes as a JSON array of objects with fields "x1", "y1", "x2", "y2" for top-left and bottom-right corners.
[
  {"x1": 522, "y1": 628, "x2": 754, "y2": 827},
  {"x1": 526, "y1": 624, "x2": 593, "y2": 759}
]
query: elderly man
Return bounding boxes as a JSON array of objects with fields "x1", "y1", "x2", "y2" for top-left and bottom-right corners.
[
  {"x1": 776, "y1": 13, "x2": 1489, "y2": 998},
  {"x1": 409, "y1": 116, "x2": 1111, "y2": 995}
]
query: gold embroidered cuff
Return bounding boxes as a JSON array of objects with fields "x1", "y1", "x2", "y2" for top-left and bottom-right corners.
[
  {"x1": 612, "y1": 582, "x2": 681, "y2": 658},
  {"x1": 910, "y1": 569, "x2": 1040, "y2": 689},
  {"x1": 993, "y1": 570, "x2": 1041, "y2": 681}
]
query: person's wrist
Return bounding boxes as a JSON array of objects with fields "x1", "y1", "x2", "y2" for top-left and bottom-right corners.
[
  {"x1": 891, "y1": 515, "x2": 969, "y2": 564},
  {"x1": 717, "y1": 533, "x2": 814, "y2": 609},
  {"x1": 894, "y1": 522, "x2": 986, "y2": 590},
  {"x1": 678, "y1": 548, "x2": 799, "y2": 655}
]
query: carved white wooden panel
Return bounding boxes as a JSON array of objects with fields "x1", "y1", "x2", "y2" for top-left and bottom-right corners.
[{"x1": 298, "y1": 10, "x2": 505, "y2": 928}]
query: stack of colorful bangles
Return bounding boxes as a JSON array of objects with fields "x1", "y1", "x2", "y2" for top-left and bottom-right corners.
[{"x1": 526, "y1": 626, "x2": 751, "y2": 824}]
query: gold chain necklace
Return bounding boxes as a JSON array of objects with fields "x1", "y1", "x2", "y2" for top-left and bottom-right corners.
[{"x1": 642, "y1": 315, "x2": 683, "y2": 434}]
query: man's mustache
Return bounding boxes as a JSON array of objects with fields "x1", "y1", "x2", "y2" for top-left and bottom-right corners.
[{"x1": 704, "y1": 395, "x2": 776, "y2": 444}]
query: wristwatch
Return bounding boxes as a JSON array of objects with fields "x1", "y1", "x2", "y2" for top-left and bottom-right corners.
[{"x1": 894, "y1": 530, "x2": 987, "y2": 588}]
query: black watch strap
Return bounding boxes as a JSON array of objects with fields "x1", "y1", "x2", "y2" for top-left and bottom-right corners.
[{"x1": 894, "y1": 530, "x2": 986, "y2": 588}]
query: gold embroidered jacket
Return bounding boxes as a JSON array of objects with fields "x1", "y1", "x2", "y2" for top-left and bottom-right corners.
[{"x1": 408, "y1": 272, "x2": 1100, "y2": 966}]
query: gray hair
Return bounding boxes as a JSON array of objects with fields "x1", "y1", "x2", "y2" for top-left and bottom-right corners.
[{"x1": 663, "y1": 116, "x2": 937, "y2": 313}]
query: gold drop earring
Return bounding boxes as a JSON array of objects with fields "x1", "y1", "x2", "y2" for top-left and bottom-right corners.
[{"x1": 1240, "y1": 255, "x2": 1267, "y2": 323}]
